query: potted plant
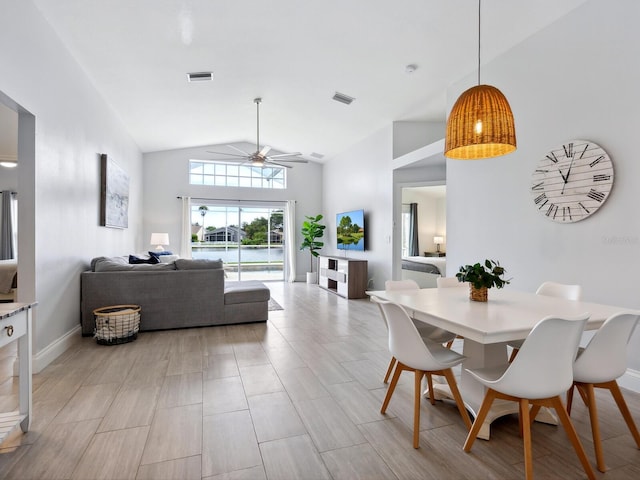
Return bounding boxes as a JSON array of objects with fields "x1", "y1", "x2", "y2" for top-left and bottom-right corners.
[
  {"x1": 456, "y1": 259, "x2": 510, "y2": 302},
  {"x1": 300, "y1": 214, "x2": 325, "y2": 284}
]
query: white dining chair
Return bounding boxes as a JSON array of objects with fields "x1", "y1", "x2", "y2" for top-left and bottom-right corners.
[
  {"x1": 463, "y1": 314, "x2": 595, "y2": 480},
  {"x1": 381, "y1": 280, "x2": 458, "y2": 389},
  {"x1": 567, "y1": 312, "x2": 640, "y2": 473},
  {"x1": 508, "y1": 281, "x2": 583, "y2": 362},
  {"x1": 375, "y1": 298, "x2": 472, "y2": 448}
]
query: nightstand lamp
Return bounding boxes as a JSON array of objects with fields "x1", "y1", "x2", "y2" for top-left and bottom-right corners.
[
  {"x1": 434, "y1": 236, "x2": 444, "y2": 253},
  {"x1": 150, "y1": 233, "x2": 170, "y2": 252}
]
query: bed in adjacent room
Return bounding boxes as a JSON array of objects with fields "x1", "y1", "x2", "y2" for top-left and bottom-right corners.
[{"x1": 401, "y1": 256, "x2": 445, "y2": 288}]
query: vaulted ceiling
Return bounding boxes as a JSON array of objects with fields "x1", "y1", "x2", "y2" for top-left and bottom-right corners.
[{"x1": 30, "y1": 0, "x2": 588, "y2": 160}]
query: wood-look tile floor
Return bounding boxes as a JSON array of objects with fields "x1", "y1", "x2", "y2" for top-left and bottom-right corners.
[{"x1": 1, "y1": 282, "x2": 640, "y2": 479}]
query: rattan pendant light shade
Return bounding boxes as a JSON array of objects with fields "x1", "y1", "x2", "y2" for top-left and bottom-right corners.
[
  {"x1": 444, "y1": 0, "x2": 516, "y2": 160},
  {"x1": 444, "y1": 84, "x2": 516, "y2": 160}
]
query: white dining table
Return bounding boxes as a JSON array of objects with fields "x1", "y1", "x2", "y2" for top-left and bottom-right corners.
[{"x1": 366, "y1": 286, "x2": 638, "y2": 439}]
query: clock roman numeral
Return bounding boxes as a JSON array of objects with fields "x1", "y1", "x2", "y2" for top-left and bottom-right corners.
[
  {"x1": 532, "y1": 181, "x2": 544, "y2": 191},
  {"x1": 562, "y1": 206, "x2": 572, "y2": 221},
  {"x1": 535, "y1": 169, "x2": 549, "y2": 173},
  {"x1": 579, "y1": 202, "x2": 590, "y2": 214},
  {"x1": 587, "y1": 189, "x2": 605, "y2": 202},
  {"x1": 546, "y1": 203, "x2": 558, "y2": 218},
  {"x1": 546, "y1": 152, "x2": 559, "y2": 164},
  {"x1": 563, "y1": 143, "x2": 574, "y2": 159},
  {"x1": 534, "y1": 193, "x2": 547, "y2": 204},
  {"x1": 590, "y1": 155, "x2": 605, "y2": 168},
  {"x1": 594, "y1": 174, "x2": 611, "y2": 182},
  {"x1": 579, "y1": 143, "x2": 589, "y2": 159}
]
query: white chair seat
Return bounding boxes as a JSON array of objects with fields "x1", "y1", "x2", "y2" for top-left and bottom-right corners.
[{"x1": 415, "y1": 322, "x2": 457, "y2": 344}]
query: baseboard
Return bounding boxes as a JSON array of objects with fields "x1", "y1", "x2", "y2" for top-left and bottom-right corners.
[
  {"x1": 32, "y1": 324, "x2": 82, "y2": 374},
  {"x1": 619, "y1": 368, "x2": 640, "y2": 393}
]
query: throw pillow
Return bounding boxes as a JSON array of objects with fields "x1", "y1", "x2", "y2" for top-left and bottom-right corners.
[
  {"x1": 129, "y1": 254, "x2": 159, "y2": 265},
  {"x1": 174, "y1": 258, "x2": 224, "y2": 270}
]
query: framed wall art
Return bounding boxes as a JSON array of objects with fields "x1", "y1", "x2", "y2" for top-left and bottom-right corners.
[{"x1": 100, "y1": 153, "x2": 129, "y2": 228}]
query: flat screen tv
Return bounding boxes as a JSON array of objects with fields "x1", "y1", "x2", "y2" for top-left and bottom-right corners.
[{"x1": 337, "y1": 209, "x2": 365, "y2": 251}]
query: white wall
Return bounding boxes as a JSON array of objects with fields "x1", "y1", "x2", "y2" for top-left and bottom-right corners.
[
  {"x1": 143, "y1": 144, "x2": 322, "y2": 281},
  {"x1": 446, "y1": 0, "x2": 640, "y2": 377},
  {"x1": 323, "y1": 125, "x2": 395, "y2": 290},
  {"x1": 0, "y1": 0, "x2": 142, "y2": 367}
]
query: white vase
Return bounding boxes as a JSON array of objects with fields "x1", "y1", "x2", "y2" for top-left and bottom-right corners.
[{"x1": 306, "y1": 272, "x2": 318, "y2": 284}]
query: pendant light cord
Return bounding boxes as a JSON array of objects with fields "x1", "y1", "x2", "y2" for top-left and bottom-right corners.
[{"x1": 477, "y1": 0, "x2": 481, "y2": 85}]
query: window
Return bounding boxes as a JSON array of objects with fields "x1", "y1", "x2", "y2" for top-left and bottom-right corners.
[{"x1": 189, "y1": 160, "x2": 286, "y2": 189}]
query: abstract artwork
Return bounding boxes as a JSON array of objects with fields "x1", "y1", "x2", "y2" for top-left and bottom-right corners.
[{"x1": 100, "y1": 153, "x2": 129, "y2": 228}]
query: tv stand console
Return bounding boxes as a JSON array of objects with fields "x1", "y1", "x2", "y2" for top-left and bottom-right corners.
[{"x1": 318, "y1": 256, "x2": 368, "y2": 299}]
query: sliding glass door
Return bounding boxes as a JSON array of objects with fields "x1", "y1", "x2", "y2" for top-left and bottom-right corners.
[{"x1": 191, "y1": 202, "x2": 285, "y2": 281}]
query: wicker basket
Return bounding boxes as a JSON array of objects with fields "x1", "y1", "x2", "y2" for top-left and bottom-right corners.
[
  {"x1": 93, "y1": 305, "x2": 141, "y2": 345},
  {"x1": 469, "y1": 285, "x2": 488, "y2": 302}
]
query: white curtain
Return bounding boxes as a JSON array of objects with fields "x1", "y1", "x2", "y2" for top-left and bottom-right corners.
[
  {"x1": 180, "y1": 196, "x2": 192, "y2": 259},
  {"x1": 0, "y1": 191, "x2": 17, "y2": 260},
  {"x1": 284, "y1": 200, "x2": 296, "y2": 282}
]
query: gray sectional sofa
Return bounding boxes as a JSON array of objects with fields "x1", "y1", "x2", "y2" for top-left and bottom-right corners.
[{"x1": 80, "y1": 256, "x2": 270, "y2": 336}]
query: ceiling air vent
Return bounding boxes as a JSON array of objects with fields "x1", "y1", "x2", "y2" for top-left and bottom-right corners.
[
  {"x1": 310, "y1": 152, "x2": 325, "y2": 160},
  {"x1": 187, "y1": 72, "x2": 213, "y2": 82},
  {"x1": 332, "y1": 92, "x2": 355, "y2": 105}
]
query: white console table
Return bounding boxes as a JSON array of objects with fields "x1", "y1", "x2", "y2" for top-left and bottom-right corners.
[{"x1": 0, "y1": 303, "x2": 34, "y2": 444}]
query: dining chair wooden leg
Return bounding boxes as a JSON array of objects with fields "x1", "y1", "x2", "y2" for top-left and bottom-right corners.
[
  {"x1": 520, "y1": 398, "x2": 534, "y2": 480},
  {"x1": 528, "y1": 405, "x2": 541, "y2": 426},
  {"x1": 414, "y1": 370, "x2": 424, "y2": 448},
  {"x1": 464, "y1": 389, "x2": 497, "y2": 451},
  {"x1": 384, "y1": 356, "x2": 397, "y2": 384},
  {"x1": 607, "y1": 380, "x2": 640, "y2": 448},
  {"x1": 443, "y1": 369, "x2": 472, "y2": 429},
  {"x1": 550, "y1": 396, "x2": 596, "y2": 480},
  {"x1": 566, "y1": 385, "x2": 575, "y2": 414},
  {"x1": 508, "y1": 347, "x2": 519, "y2": 363},
  {"x1": 426, "y1": 373, "x2": 435, "y2": 405},
  {"x1": 381, "y1": 362, "x2": 404, "y2": 414},
  {"x1": 582, "y1": 383, "x2": 606, "y2": 472}
]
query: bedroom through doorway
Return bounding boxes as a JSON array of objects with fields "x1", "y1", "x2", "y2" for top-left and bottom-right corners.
[{"x1": 400, "y1": 184, "x2": 446, "y2": 288}]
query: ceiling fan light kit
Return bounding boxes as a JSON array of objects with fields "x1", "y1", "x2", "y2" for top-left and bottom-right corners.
[
  {"x1": 207, "y1": 98, "x2": 308, "y2": 168},
  {"x1": 445, "y1": 0, "x2": 516, "y2": 160}
]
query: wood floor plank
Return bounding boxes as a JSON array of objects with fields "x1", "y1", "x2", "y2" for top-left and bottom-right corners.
[
  {"x1": 98, "y1": 383, "x2": 161, "y2": 432},
  {"x1": 203, "y1": 376, "x2": 248, "y2": 416},
  {"x1": 136, "y1": 455, "x2": 201, "y2": 480},
  {"x1": 238, "y1": 364, "x2": 284, "y2": 397},
  {"x1": 247, "y1": 391, "x2": 307, "y2": 443},
  {"x1": 140, "y1": 404, "x2": 202, "y2": 466},
  {"x1": 52, "y1": 383, "x2": 121, "y2": 424},
  {"x1": 260, "y1": 434, "x2": 332, "y2": 480},
  {"x1": 202, "y1": 410, "x2": 262, "y2": 477},
  {"x1": 321, "y1": 443, "x2": 399, "y2": 480},
  {"x1": 71, "y1": 425, "x2": 149, "y2": 479},
  {"x1": 157, "y1": 371, "x2": 203, "y2": 408}
]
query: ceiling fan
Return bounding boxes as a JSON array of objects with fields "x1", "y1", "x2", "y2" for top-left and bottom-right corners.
[{"x1": 207, "y1": 98, "x2": 308, "y2": 169}]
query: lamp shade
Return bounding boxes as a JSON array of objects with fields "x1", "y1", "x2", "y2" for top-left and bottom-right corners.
[
  {"x1": 444, "y1": 84, "x2": 516, "y2": 160},
  {"x1": 150, "y1": 233, "x2": 169, "y2": 251},
  {"x1": 433, "y1": 236, "x2": 444, "y2": 245}
]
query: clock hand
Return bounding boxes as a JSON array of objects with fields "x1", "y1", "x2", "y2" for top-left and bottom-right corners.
[
  {"x1": 558, "y1": 169, "x2": 567, "y2": 183},
  {"x1": 561, "y1": 156, "x2": 576, "y2": 195}
]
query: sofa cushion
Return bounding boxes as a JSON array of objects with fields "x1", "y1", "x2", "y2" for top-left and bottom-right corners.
[
  {"x1": 224, "y1": 281, "x2": 270, "y2": 305},
  {"x1": 93, "y1": 257, "x2": 176, "y2": 271},
  {"x1": 175, "y1": 258, "x2": 223, "y2": 270}
]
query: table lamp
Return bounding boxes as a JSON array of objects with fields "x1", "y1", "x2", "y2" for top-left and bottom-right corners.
[
  {"x1": 150, "y1": 233, "x2": 170, "y2": 252},
  {"x1": 433, "y1": 236, "x2": 444, "y2": 253}
]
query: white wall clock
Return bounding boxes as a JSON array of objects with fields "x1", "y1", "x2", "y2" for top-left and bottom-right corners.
[{"x1": 531, "y1": 140, "x2": 613, "y2": 223}]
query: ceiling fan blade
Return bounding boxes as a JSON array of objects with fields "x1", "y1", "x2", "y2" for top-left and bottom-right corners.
[
  {"x1": 209, "y1": 157, "x2": 246, "y2": 163},
  {"x1": 206, "y1": 150, "x2": 248, "y2": 158},
  {"x1": 259, "y1": 145, "x2": 272, "y2": 157},
  {"x1": 266, "y1": 161, "x2": 293, "y2": 169},
  {"x1": 268, "y1": 152, "x2": 302, "y2": 158},
  {"x1": 228, "y1": 145, "x2": 252, "y2": 156},
  {"x1": 268, "y1": 158, "x2": 308, "y2": 163}
]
